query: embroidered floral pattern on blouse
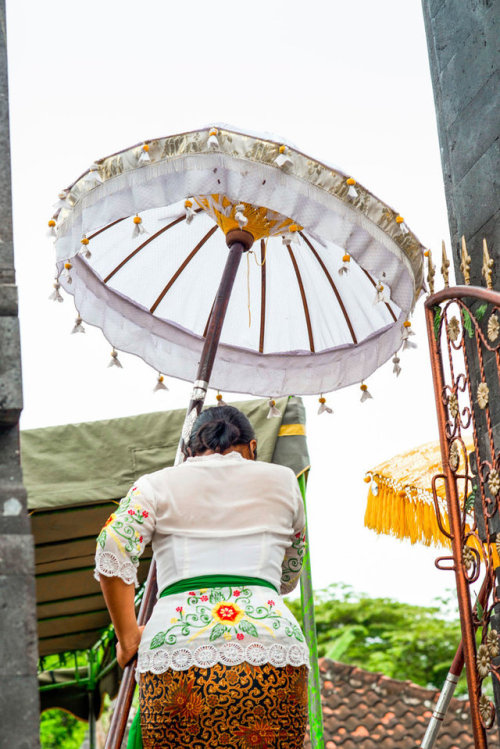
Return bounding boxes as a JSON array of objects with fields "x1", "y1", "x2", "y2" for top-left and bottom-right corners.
[
  {"x1": 149, "y1": 587, "x2": 305, "y2": 650},
  {"x1": 97, "y1": 486, "x2": 148, "y2": 565},
  {"x1": 280, "y1": 527, "x2": 306, "y2": 594}
]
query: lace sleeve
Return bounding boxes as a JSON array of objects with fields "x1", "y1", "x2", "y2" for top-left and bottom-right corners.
[
  {"x1": 94, "y1": 481, "x2": 156, "y2": 587},
  {"x1": 280, "y1": 473, "x2": 306, "y2": 595}
]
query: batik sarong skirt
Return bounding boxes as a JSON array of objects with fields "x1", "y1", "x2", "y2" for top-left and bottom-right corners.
[{"x1": 139, "y1": 661, "x2": 308, "y2": 748}]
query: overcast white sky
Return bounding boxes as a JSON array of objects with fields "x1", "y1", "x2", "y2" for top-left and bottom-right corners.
[{"x1": 6, "y1": 0, "x2": 459, "y2": 607}]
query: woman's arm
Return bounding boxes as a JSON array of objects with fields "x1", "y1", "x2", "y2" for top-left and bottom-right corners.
[
  {"x1": 94, "y1": 481, "x2": 156, "y2": 666},
  {"x1": 100, "y1": 576, "x2": 143, "y2": 668}
]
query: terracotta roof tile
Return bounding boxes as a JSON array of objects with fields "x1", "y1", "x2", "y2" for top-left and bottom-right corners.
[{"x1": 304, "y1": 658, "x2": 500, "y2": 748}]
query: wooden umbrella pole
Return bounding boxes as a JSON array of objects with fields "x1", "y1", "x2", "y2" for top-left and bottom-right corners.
[{"x1": 105, "y1": 232, "x2": 252, "y2": 749}]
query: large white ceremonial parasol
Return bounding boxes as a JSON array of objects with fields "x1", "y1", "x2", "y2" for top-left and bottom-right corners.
[
  {"x1": 51, "y1": 124, "x2": 424, "y2": 399},
  {"x1": 49, "y1": 124, "x2": 425, "y2": 749}
]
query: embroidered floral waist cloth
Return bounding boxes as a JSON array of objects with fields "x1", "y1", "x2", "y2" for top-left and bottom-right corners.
[{"x1": 136, "y1": 581, "x2": 310, "y2": 678}]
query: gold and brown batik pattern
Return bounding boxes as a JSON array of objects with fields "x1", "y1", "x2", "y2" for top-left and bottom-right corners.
[{"x1": 139, "y1": 662, "x2": 308, "y2": 748}]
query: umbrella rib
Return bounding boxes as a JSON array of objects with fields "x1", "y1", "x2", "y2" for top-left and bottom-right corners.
[
  {"x1": 259, "y1": 239, "x2": 266, "y2": 353},
  {"x1": 361, "y1": 268, "x2": 398, "y2": 322},
  {"x1": 286, "y1": 244, "x2": 315, "y2": 353},
  {"x1": 103, "y1": 210, "x2": 202, "y2": 284},
  {"x1": 150, "y1": 225, "x2": 218, "y2": 314},
  {"x1": 88, "y1": 216, "x2": 127, "y2": 240},
  {"x1": 300, "y1": 232, "x2": 358, "y2": 345}
]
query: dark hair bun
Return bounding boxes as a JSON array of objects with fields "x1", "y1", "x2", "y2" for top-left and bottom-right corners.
[{"x1": 188, "y1": 405, "x2": 256, "y2": 457}]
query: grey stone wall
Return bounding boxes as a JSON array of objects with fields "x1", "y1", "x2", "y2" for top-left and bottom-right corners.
[
  {"x1": 421, "y1": 0, "x2": 499, "y2": 286},
  {"x1": 0, "y1": 1, "x2": 40, "y2": 747}
]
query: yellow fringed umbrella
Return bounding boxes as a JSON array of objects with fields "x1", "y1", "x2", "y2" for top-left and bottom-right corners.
[{"x1": 363, "y1": 440, "x2": 499, "y2": 563}]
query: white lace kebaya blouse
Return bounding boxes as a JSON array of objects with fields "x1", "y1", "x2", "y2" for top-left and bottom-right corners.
[{"x1": 94, "y1": 451, "x2": 309, "y2": 675}]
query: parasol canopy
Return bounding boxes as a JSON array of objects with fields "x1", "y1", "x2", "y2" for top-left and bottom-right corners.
[
  {"x1": 51, "y1": 125, "x2": 425, "y2": 397},
  {"x1": 364, "y1": 439, "x2": 483, "y2": 549}
]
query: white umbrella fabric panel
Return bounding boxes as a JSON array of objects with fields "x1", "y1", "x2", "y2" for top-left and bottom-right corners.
[{"x1": 53, "y1": 127, "x2": 424, "y2": 396}]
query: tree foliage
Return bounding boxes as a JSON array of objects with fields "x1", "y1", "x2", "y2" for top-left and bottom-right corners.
[
  {"x1": 40, "y1": 709, "x2": 86, "y2": 749},
  {"x1": 286, "y1": 584, "x2": 467, "y2": 694}
]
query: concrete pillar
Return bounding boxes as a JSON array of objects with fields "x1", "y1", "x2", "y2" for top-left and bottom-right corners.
[
  {"x1": 421, "y1": 0, "x2": 499, "y2": 285},
  {"x1": 0, "y1": 2, "x2": 40, "y2": 747}
]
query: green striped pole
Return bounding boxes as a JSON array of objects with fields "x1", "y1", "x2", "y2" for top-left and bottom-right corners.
[{"x1": 298, "y1": 472, "x2": 324, "y2": 748}]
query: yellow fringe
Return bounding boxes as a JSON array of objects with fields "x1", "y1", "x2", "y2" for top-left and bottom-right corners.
[{"x1": 364, "y1": 482, "x2": 484, "y2": 554}]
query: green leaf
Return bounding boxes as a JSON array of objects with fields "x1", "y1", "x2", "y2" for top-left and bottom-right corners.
[
  {"x1": 464, "y1": 483, "x2": 477, "y2": 514},
  {"x1": 476, "y1": 600, "x2": 484, "y2": 620},
  {"x1": 97, "y1": 530, "x2": 107, "y2": 549},
  {"x1": 209, "y1": 623, "x2": 228, "y2": 641},
  {"x1": 462, "y1": 309, "x2": 474, "y2": 338},
  {"x1": 433, "y1": 306, "x2": 442, "y2": 341},
  {"x1": 239, "y1": 620, "x2": 258, "y2": 638},
  {"x1": 149, "y1": 632, "x2": 166, "y2": 649},
  {"x1": 476, "y1": 303, "x2": 488, "y2": 321},
  {"x1": 210, "y1": 589, "x2": 225, "y2": 604}
]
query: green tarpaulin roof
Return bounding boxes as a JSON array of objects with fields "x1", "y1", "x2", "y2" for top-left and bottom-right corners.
[{"x1": 23, "y1": 396, "x2": 309, "y2": 659}]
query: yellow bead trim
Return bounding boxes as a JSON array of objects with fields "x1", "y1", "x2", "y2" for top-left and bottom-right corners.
[
  {"x1": 81, "y1": 237, "x2": 89, "y2": 245},
  {"x1": 424, "y1": 250, "x2": 430, "y2": 257},
  {"x1": 133, "y1": 215, "x2": 142, "y2": 225},
  {"x1": 364, "y1": 475, "x2": 371, "y2": 483},
  {"x1": 279, "y1": 145, "x2": 286, "y2": 154},
  {"x1": 346, "y1": 177, "x2": 356, "y2": 186},
  {"x1": 396, "y1": 215, "x2": 404, "y2": 224},
  {"x1": 342, "y1": 254, "x2": 351, "y2": 263},
  {"x1": 360, "y1": 384, "x2": 367, "y2": 391},
  {"x1": 142, "y1": 144, "x2": 149, "y2": 152},
  {"x1": 209, "y1": 128, "x2": 218, "y2": 136},
  {"x1": 403, "y1": 320, "x2": 411, "y2": 328},
  {"x1": 185, "y1": 199, "x2": 193, "y2": 208},
  {"x1": 64, "y1": 262, "x2": 72, "y2": 270},
  {"x1": 319, "y1": 397, "x2": 326, "y2": 404},
  {"x1": 48, "y1": 219, "x2": 56, "y2": 227}
]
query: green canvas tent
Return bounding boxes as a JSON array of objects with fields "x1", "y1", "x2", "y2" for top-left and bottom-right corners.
[{"x1": 24, "y1": 396, "x2": 316, "y2": 726}]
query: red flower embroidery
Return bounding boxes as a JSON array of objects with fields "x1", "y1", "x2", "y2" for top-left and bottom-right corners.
[
  {"x1": 176, "y1": 606, "x2": 183, "y2": 613},
  {"x1": 295, "y1": 532, "x2": 301, "y2": 538},
  {"x1": 233, "y1": 590, "x2": 241, "y2": 597},
  {"x1": 128, "y1": 509, "x2": 135, "y2": 515},
  {"x1": 237, "y1": 633, "x2": 244, "y2": 640},
  {"x1": 212, "y1": 601, "x2": 244, "y2": 624},
  {"x1": 200, "y1": 595, "x2": 208, "y2": 602},
  {"x1": 139, "y1": 536, "x2": 143, "y2": 543},
  {"x1": 188, "y1": 591, "x2": 196, "y2": 597},
  {"x1": 267, "y1": 600, "x2": 275, "y2": 607},
  {"x1": 142, "y1": 510, "x2": 149, "y2": 518}
]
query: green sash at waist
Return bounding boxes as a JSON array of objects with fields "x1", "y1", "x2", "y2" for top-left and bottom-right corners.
[
  {"x1": 159, "y1": 574, "x2": 278, "y2": 597},
  {"x1": 127, "y1": 574, "x2": 279, "y2": 749}
]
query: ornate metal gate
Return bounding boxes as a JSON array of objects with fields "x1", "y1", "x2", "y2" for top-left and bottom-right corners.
[{"x1": 425, "y1": 268, "x2": 500, "y2": 746}]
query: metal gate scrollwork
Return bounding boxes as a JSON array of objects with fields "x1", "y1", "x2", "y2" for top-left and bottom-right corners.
[{"x1": 425, "y1": 283, "x2": 500, "y2": 747}]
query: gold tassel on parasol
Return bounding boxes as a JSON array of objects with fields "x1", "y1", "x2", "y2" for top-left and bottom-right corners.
[{"x1": 363, "y1": 440, "x2": 496, "y2": 561}]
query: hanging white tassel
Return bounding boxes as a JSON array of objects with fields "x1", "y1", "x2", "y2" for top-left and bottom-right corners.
[
  {"x1": 80, "y1": 235, "x2": 91, "y2": 259},
  {"x1": 207, "y1": 128, "x2": 219, "y2": 149},
  {"x1": 338, "y1": 253, "x2": 351, "y2": 275},
  {"x1": 153, "y1": 373, "x2": 168, "y2": 392},
  {"x1": 360, "y1": 382, "x2": 373, "y2": 402},
  {"x1": 139, "y1": 143, "x2": 151, "y2": 163},
  {"x1": 267, "y1": 399, "x2": 281, "y2": 418},
  {"x1": 71, "y1": 315, "x2": 85, "y2": 334},
  {"x1": 282, "y1": 225, "x2": 300, "y2": 247},
  {"x1": 396, "y1": 215, "x2": 409, "y2": 234},
  {"x1": 132, "y1": 215, "x2": 148, "y2": 238},
  {"x1": 401, "y1": 320, "x2": 417, "y2": 350},
  {"x1": 317, "y1": 396, "x2": 333, "y2": 415},
  {"x1": 49, "y1": 281, "x2": 63, "y2": 302},
  {"x1": 392, "y1": 354, "x2": 402, "y2": 376},
  {"x1": 52, "y1": 191, "x2": 68, "y2": 211},
  {"x1": 184, "y1": 199, "x2": 196, "y2": 224},
  {"x1": 346, "y1": 178, "x2": 358, "y2": 199},
  {"x1": 63, "y1": 262, "x2": 73, "y2": 284},
  {"x1": 274, "y1": 145, "x2": 293, "y2": 169},
  {"x1": 83, "y1": 163, "x2": 102, "y2": 184},
  {"x1": 216, "y1": 392, "x2": 227, "y2": 407},
  {"x1": 108, "y1": 349, "x2": 123, "y2": 368},
  {"x1": 374, "y1": 281, "x2": 387, "y2": 304},
  {"x1": 47, "y1": 219, "x2": 57, "y2": 238},
  {"x1": 234, "y1": 204, "x2": 248, "y2": 229}
]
